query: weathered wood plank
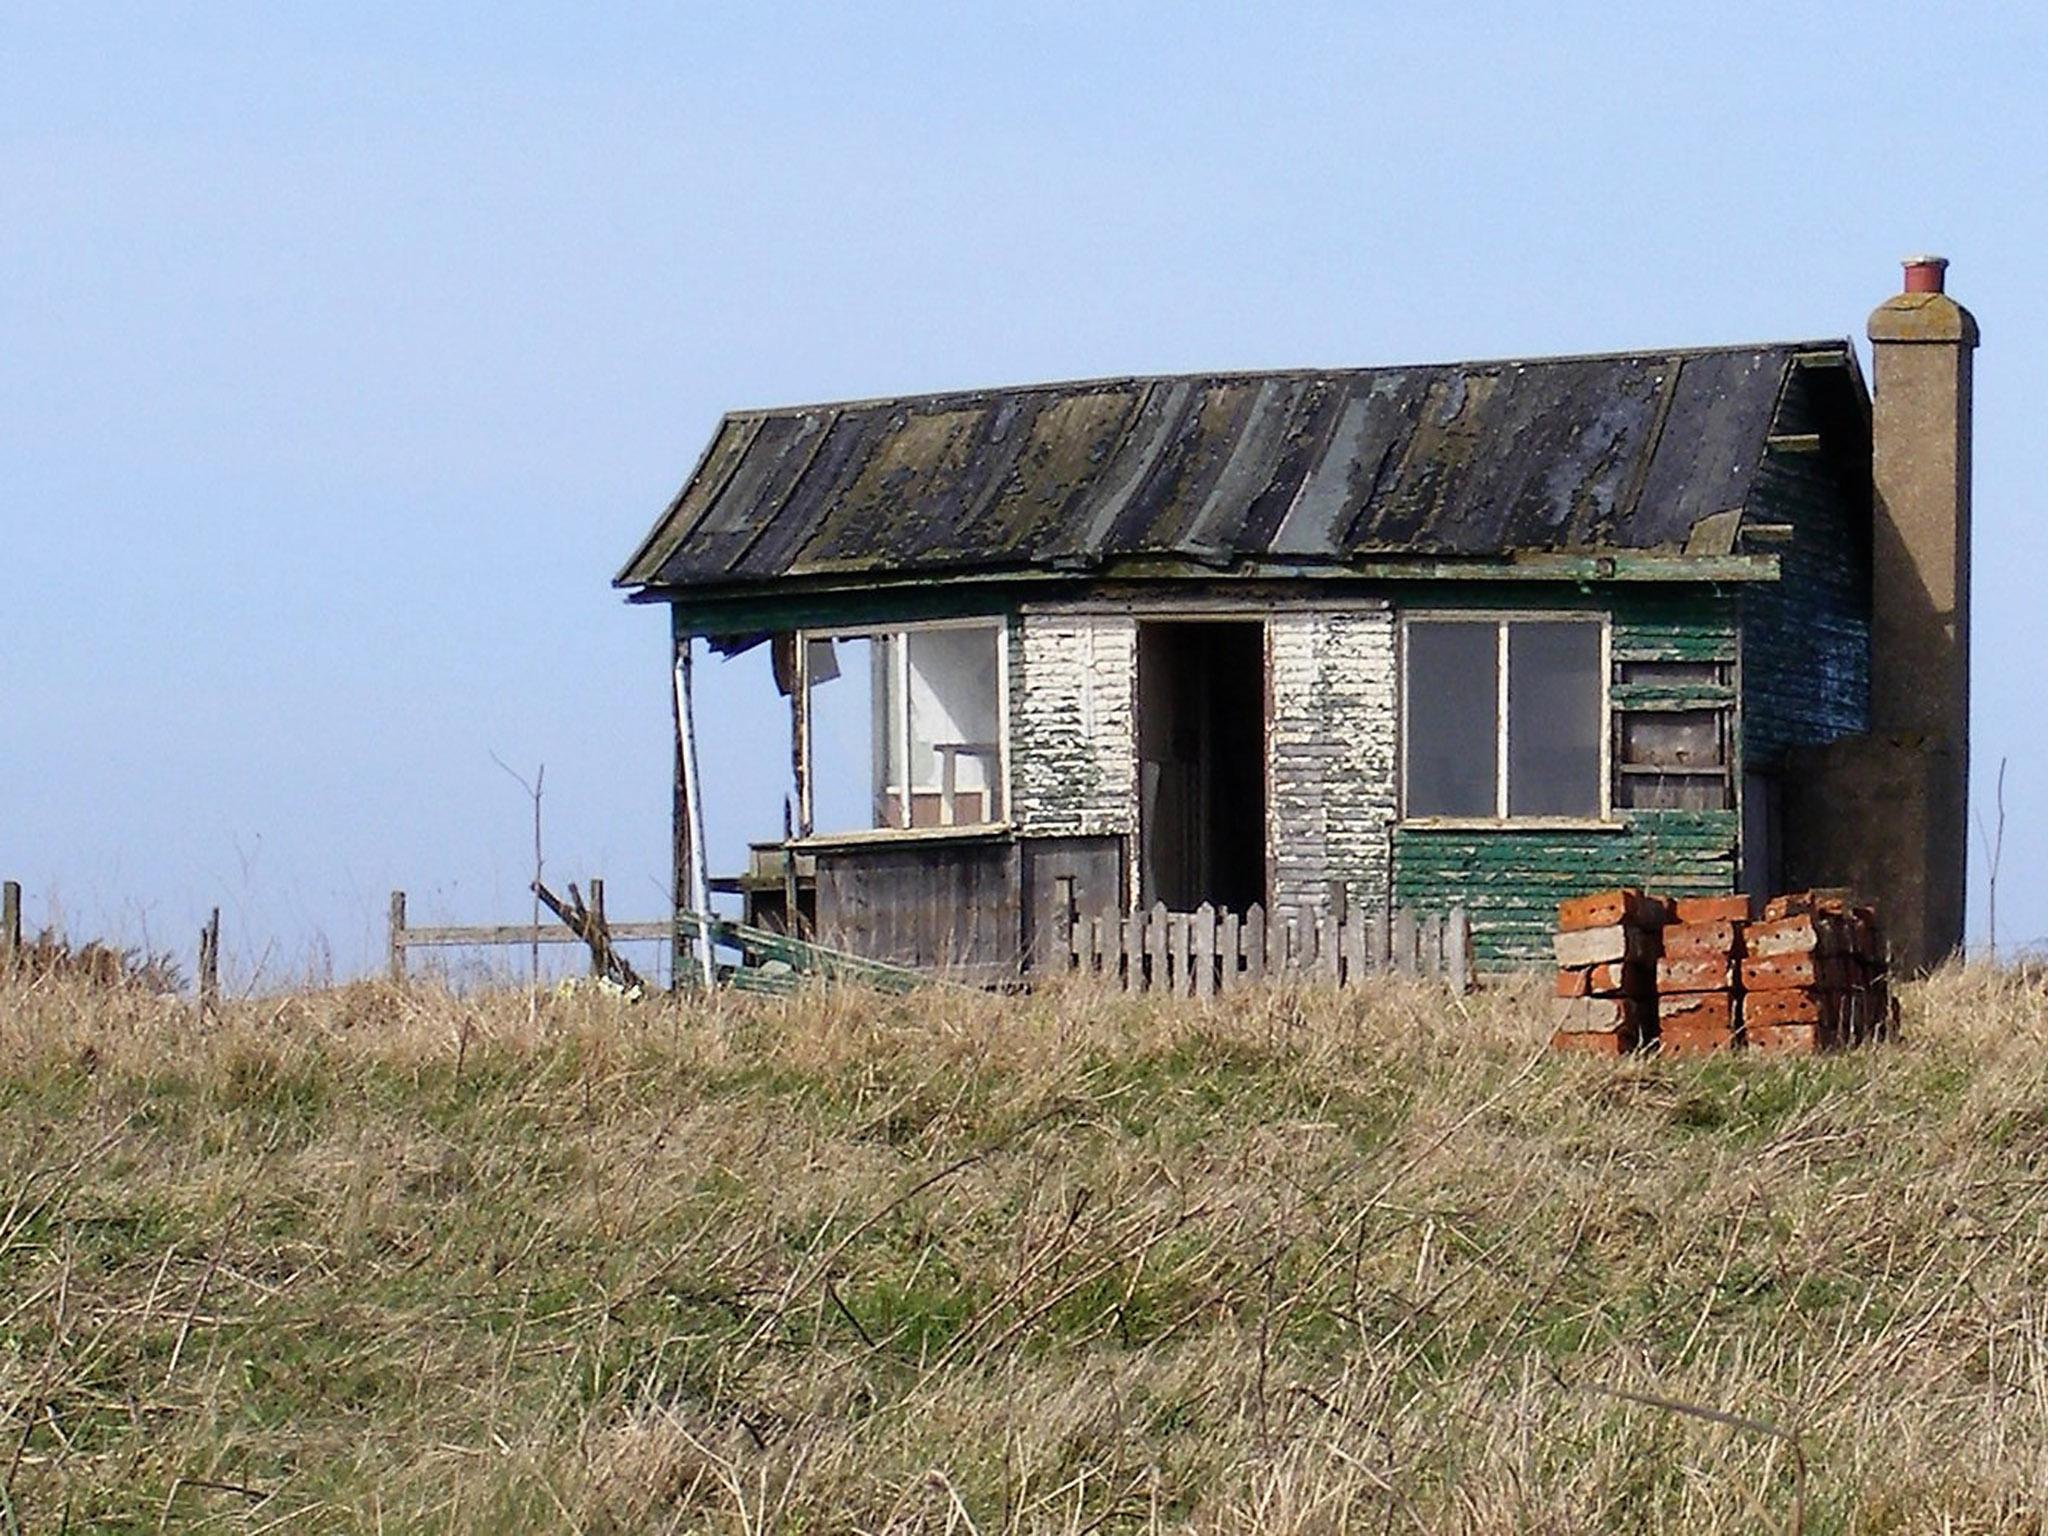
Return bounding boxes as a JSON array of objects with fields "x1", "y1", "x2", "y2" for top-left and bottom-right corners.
[
  {"x1": 387, "y1": 891, "x2": 407, "y2": 982},
  {"x1": 1341, "y1": 911, "x2": 1366, "y2": 986},
  {"x1": 1244, "y1": 905, "x2": 1266, "y2": 984},
  {"x1": 399, "y1": 920, "x2": 671, "y2": 947},
  {"x1": 1193, "y1": 904, "x2": 1216, "y2": 999},
  {"x1": 198, "y1": 907, "x2": 220, "y2": 1016},
  {"x1": 587, "y1": 879, "x2": 609, "y2": 979},
  {"x1": 1218, "y1": 909, "x2": 1241, "y2": 992},
  {"x1": 1393, "y1": 909, "x2": 1418, "y2": 976},
  {"x1": 1049, "y1": 875, "x2": 1077, "y2": 974},
  {"x1": 1446, "y1": 906, "x2": 1472, "y2": 993},
  {"x1": 676, "y1": 911, "x2": 926, "y2": 991},
  {"x1": 1147, "y1": 903, "x2": 1169, "y2": 994}
]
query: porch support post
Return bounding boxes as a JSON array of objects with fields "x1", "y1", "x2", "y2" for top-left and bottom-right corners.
[{"x1": 671, "y1": 614, "x2": 716, "y2": 988}]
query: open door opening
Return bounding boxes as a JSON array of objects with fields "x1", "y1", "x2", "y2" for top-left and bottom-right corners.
[{"x1": 1137, "y1": 621, "x2": 1266, "y2": 913}]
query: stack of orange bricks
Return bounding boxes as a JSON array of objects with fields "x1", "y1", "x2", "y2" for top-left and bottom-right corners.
[
  {"x1": 1657, "y1": 894, "x2": 1752, "y2": 1055},
  {"x1": 1549, "y1": 887, "x2": 1893, "y2": 1056},
  {"x1": 1742, "y1": 891, "x2": 1894, "y2": 1052},
  {"x1": 1550, "y1": 888, "x2": 1668, "y2": 1055}
]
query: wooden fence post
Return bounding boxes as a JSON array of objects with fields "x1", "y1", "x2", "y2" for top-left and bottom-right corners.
[
  {"x1": 1446, "y1": 905, "x2": 1472, "y2": 994},
  {"x1": 198, "y1": 907, "x2": 220, "y2": 1016},
  {"x1": 588, "y1": 878, "x2": 608, "y2": 979},
  {"x1": 1148, "y1": 902, "x2": 1169, "y2": 993},
  {"x1": 388, "y1": 891, "x2": 407, "y2": 985},
  {"x1": 1421, "y1": 912, "x2": 1444, "y2": 975},
  {"x1": 1392, "y1": 908, "x2": 1418, "y2": 976},
  {"x1": 1, "y1": 880, "x2": 19, "y2": 975}
]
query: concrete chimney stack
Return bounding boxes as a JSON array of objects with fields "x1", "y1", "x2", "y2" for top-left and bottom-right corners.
[{"x1": 1865, "y1": 256, "x2": 1977, "y2": 968}]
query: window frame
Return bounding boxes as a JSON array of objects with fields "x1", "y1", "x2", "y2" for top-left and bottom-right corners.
[
  {"x1": 1398, "y1": 610, "x2": 1614, "y2": 829},
  {"x1": 795, "y1": 616, "x2": 1012, "y2": 840}
]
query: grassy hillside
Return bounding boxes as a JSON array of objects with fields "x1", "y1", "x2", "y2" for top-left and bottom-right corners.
[{"x1": 3, "y1": 966, "x2": 2047, "y2": 1533}]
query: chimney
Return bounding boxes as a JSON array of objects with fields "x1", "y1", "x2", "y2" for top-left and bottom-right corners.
[{"x1": 1866, "y1": 255, "x2": 1978, "y2": 967}]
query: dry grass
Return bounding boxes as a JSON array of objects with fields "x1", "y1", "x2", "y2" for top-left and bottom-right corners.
[{"x1": 4, "y1": 964, "x2": 2048, "y2": 1532}]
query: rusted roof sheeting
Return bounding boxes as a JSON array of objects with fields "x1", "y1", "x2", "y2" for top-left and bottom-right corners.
[{"x1": 618, "y1": 341, "x2": 1850, "y2": 591}]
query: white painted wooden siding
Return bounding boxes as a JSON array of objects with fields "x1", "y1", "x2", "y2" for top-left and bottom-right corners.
[
  {"x1": 1009, "y1": 614, "x2": 1138, "y2": 838},
  {"x1": 1267, "y1": 607, "x2": 1399, "y2": 919}
]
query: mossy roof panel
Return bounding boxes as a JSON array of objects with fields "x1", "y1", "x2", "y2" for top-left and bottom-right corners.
[{"x1": 618, "y1": 340, "x2": 1861, "y2": 593}]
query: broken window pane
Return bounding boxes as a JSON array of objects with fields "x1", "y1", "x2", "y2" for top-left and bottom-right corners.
[
  {"x1": 806, "y1": 635, "x2": 885, "y2": 833},
  {"x1": 1617, "y1": 772, "x2": 1729, "y2": 811},
  {"x1": 1406, "y1": 621, "x2": 1498, "y2": 817},
  {"x1": 1507, "y1": 622, "x2": 1602, "y2": 817},
  {"x1": 1619, "y1": 709, "x2": 1723, "y2": 769},
  {"x1": 805, "y1": 623, "x2": 1005, "y2": 833}
]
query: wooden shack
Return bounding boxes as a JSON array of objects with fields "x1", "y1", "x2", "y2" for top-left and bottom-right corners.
[{"x1": 619, "y1": 261, "x2": 1976, "y2": 978}]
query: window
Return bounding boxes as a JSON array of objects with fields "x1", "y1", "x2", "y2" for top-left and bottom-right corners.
[
  {"x1": 1612, "y1": 661, "x2": 1733, "y2": 810},
  {"x1": 1403, "y1": 615, "x2": 1605, "y2": 821},
  {"x1": 802, "y1": 620, "x2": 1006, "y2": 834}
]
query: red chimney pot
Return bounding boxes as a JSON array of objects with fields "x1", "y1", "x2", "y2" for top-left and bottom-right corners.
[{"x1": 1902, "y1": 255, "x2": 1949, "y2": 294}]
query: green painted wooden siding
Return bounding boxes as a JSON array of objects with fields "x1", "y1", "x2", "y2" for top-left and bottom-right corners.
[
  {"x1": 1393, "y1": 589, "x2": 1741, "y2": 969},
  {"x1": 1394, "y1": 812, "x2": 1739, "y2": 968}
]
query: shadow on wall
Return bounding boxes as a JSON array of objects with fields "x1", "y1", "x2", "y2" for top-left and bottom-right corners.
[{"x1": 1781, "y1": 513, "x2": 1964, "y2": 974}]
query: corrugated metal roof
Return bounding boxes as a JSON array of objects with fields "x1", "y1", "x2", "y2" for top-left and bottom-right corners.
[{"x1": 618, "y1": 341, "x2": 1856, "y2": 592}]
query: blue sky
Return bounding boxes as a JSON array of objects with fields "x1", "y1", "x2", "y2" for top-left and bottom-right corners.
[{"x1": 5, "y1": 3, "x2": 2043, "y2": 981}]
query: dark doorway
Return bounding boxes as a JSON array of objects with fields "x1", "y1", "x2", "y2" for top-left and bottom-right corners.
[
  {"x1": 1741, "y1": 771, "x2": 1783, "y2": 901},
  {"x1": 1137, "y1": 621, "x2": 1266, "y2": 912}
]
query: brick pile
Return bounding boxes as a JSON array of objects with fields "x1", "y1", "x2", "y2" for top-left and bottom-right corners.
[
  {"x1": 1549, "y1": 888, "x2": 1668, "y2": 1056},
  {"x1": 1547, "y1": 887, "x2": 1893, "y2": 1057},
  {"x1": 1741, "y1": 891, "x2": 1894, "y2": 1054},
  {"x1": 1656, "y1": 895, "x2": 1751, "y2": 1056}
]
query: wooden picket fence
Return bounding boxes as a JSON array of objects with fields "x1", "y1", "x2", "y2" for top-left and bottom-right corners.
[{"x1": 1050, "y1": 900, "x2": 1472, "y2": 995}]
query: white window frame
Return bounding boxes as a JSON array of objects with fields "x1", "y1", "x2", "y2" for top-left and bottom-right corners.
[
  {"x1": 1398, "y1": 610, "x2": 1614, "y2": 828},
  {"x1": 796, "y1": 616, "x2": 1011, "y2": 839}
]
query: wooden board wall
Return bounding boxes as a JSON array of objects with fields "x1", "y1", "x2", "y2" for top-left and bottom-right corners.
[
  {"x1": 1021, "y1": 835, "x2": 1126, "y2": 972},
  {"x1": 815, "y1": 837, "x2": 1023, "y2": 983}
]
